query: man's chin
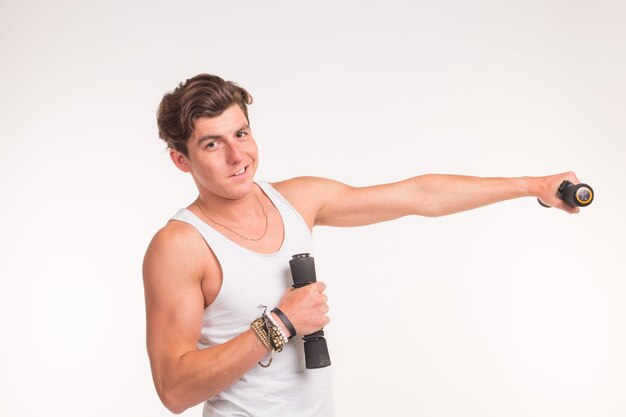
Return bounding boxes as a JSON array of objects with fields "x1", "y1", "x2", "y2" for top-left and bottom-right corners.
[{"x1": 222, "y1": 179, "x2": 256, "y2": 200}]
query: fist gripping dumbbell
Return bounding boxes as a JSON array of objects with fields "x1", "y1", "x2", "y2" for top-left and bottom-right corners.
[
  {"x1": 289, "y1": 253, "x2": 331, "y2": 369},
  {"x1": 538, "y1": 180, "x2": 594, "y2": 208}
]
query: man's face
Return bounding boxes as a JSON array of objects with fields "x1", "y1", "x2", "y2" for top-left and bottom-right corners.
[{"x1": 171, "y1": 104, "x2": 259, "y2": 201}]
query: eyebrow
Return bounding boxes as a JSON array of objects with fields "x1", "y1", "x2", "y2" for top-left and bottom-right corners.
[{"x1": 196, "y1": 124, "x2": 250, "y2": 146}]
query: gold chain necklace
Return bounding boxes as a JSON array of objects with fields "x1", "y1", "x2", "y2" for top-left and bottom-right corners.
[{"x1": 195, "y1": 192, "x2": 268, "y2": 241}]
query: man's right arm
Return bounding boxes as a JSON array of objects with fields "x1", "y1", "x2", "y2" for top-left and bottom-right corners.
[
  {"x1": 142, "y1": 222, "x2": 330, "y2": 414},
  {"x1": 142, "y1": 222, "x2": 271, "y2": 414}
]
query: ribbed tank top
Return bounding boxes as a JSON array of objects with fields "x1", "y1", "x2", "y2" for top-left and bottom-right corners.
[{"x1": 170, "y1": 181, "x2": 334, "y2": 417}]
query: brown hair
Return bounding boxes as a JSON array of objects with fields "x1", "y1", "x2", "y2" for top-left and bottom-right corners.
[{"x1": 157, "y1": 74, "x2": 253, "y2": 156}]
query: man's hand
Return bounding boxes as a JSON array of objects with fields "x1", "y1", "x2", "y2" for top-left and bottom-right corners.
[
  {"x1": 274, "y1": 282, "x2": 330, "y2": 337},
  {"x1": 534, "y1": 171, "x2": 581, "y2": 214}
]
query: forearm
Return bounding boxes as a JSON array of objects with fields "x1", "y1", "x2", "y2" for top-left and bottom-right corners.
[
  {"x1": 411, "y1": 174, "x2": 540, "y2": 217},
  {"x1": 157, "y1": 329, "x2": 270, "y2": 413}
]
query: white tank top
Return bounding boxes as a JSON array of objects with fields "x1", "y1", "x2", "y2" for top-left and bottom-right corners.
[{"x1": 170, "y1": 181, "x2": 334, "y2": 417}]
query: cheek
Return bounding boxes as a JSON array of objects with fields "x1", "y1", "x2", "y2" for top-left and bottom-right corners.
[{"x1": 247, "y1": 141, "x2": 259, "y2": 159}]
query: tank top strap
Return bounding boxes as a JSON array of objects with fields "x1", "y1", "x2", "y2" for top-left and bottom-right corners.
[
  {"x1": 256, "y1": 181, "x2": 311, "y2": 237},
  {"x1": 169, "y1": 207, "x2": 232, "y2": 263}
]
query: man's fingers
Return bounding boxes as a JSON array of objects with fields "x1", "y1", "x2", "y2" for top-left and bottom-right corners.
[{"x1": 555, "y1": 199, "x2": 580, "y2": 214}]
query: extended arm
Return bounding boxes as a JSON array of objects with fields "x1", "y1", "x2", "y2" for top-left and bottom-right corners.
[{"x1": 273, "y1": 172, "x2": 580, "y2": 228}]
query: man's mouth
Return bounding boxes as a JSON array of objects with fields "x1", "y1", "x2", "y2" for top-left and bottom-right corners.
[{"x1": 231, "y1": 165, "x2": 248, "y2": 177}]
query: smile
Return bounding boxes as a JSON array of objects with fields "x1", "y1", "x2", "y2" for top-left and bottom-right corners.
[{"x1": 231, "y1": 165, "x2": 248, "y2": 177}]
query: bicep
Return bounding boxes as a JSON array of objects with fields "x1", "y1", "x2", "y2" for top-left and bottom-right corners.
[
  {"x1": 275, "y1": 176, "x2": 421, "y2": 228},
  {"x1": 316, "y1": 179, "x2": 421, "y2": 226},
  {"x1": 143, "y1": 226, "x2": 207, "y2": 381}
]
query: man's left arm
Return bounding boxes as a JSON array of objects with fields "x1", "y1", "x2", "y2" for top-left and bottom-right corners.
[{"x1": 273, "y1": 172, "x2": 580, "y2": 229}]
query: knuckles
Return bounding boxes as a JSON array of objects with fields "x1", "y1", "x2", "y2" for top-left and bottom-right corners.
[{"x1": 279, "y1": 281, "x2": 330, "y2": 333}]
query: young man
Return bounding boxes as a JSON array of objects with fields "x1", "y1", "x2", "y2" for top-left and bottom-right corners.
[{"x1": 143, "y1": 74, "x2": 580, "y2": 416}]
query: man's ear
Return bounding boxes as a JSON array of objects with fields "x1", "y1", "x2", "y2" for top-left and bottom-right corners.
[{"x1": 170, "y1": 149, "x2": 191, "y2": 173}]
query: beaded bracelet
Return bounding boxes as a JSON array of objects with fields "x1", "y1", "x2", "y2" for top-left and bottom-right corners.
[
  {"x1": 250, "y1": 317, "x2": 272, "y2": 351},
  {"x1": 263, "y1": 314, "x2": 289, "y2": 352},
  {"x1": 250, "y1": 305, "x2": 290, "y2": 367},
  {"x1": 250, "y1": 316, "x2": 274, "y2": 367}
]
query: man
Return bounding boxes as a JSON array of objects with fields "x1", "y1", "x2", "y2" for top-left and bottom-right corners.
[{"x1": 143, "y1": 74, "x2": 579, "y2": 416}]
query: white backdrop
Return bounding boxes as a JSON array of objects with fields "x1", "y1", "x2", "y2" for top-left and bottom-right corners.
[{"x1": 1, "y1": 1, "x2": 625, "y2": 416}]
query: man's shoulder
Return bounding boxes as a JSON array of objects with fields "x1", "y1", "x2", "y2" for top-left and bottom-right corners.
[
  {"x1": 269, "y1": 177, "x2": 347, "y2": 229},
  {"x1": 153, "y1": 219, "x2": 201, "y2": 246},
  {"x1": 144, "y1": 219, "x2": 207, "y2": 268},
  {"x1": 271, "y1": 176, "x2": 350, "y2": 203},
  {"x1": 271, "y1": 176, "x2": 336, "y2": 198},
  {"x1": 270, "y1": 176, "x2": 330, "y2": 209}
]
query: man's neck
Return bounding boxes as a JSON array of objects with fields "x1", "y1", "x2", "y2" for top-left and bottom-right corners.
[{"x1": 194, "y1": 185, "x2": 264, "y2": 225}]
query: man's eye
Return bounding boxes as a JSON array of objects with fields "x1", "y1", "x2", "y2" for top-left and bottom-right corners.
[
  {"x1": 206, "y1": 141, "x2": 218, "y2": 148},
  {"x1": 236, "y1": 131, "x2": 247, "y2": 138}
]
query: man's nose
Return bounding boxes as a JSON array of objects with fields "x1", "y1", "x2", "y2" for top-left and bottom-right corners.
[{"x1": 226, "y1": 141, "x2": 243, "y2": 164}]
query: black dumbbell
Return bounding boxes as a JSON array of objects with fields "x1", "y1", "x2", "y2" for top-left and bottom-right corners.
[
  {"x1": 289, "y1": 253, "x2": 331, "y2": 369},
  {"x1": 538, "y1": 180, "x2": 594, "y2": 208}
]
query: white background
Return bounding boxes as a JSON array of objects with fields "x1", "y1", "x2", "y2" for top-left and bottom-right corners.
[{"x1": 1, "y1": 1, "x2": 625, "y2": 416}]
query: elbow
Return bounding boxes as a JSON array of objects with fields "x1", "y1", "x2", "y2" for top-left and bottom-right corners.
[
  {"x1": 158, "y1": 384, "x2": 190, "y2": 414},
  {"x1": 412, "y1": 202, "x2": 448, "y2": 218},
  {"x1": 410, "y1": 175, "x2": 459, "y2": 218},
  {"x1": 423, "y1": 208, "x2": 450, "y2": 218},
  {"x1": 415, "y1": 207, "x2": 445, "y2": 218},
  {"x1": 164, "y1": 400, "x2": 186, "y2": 415}
]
